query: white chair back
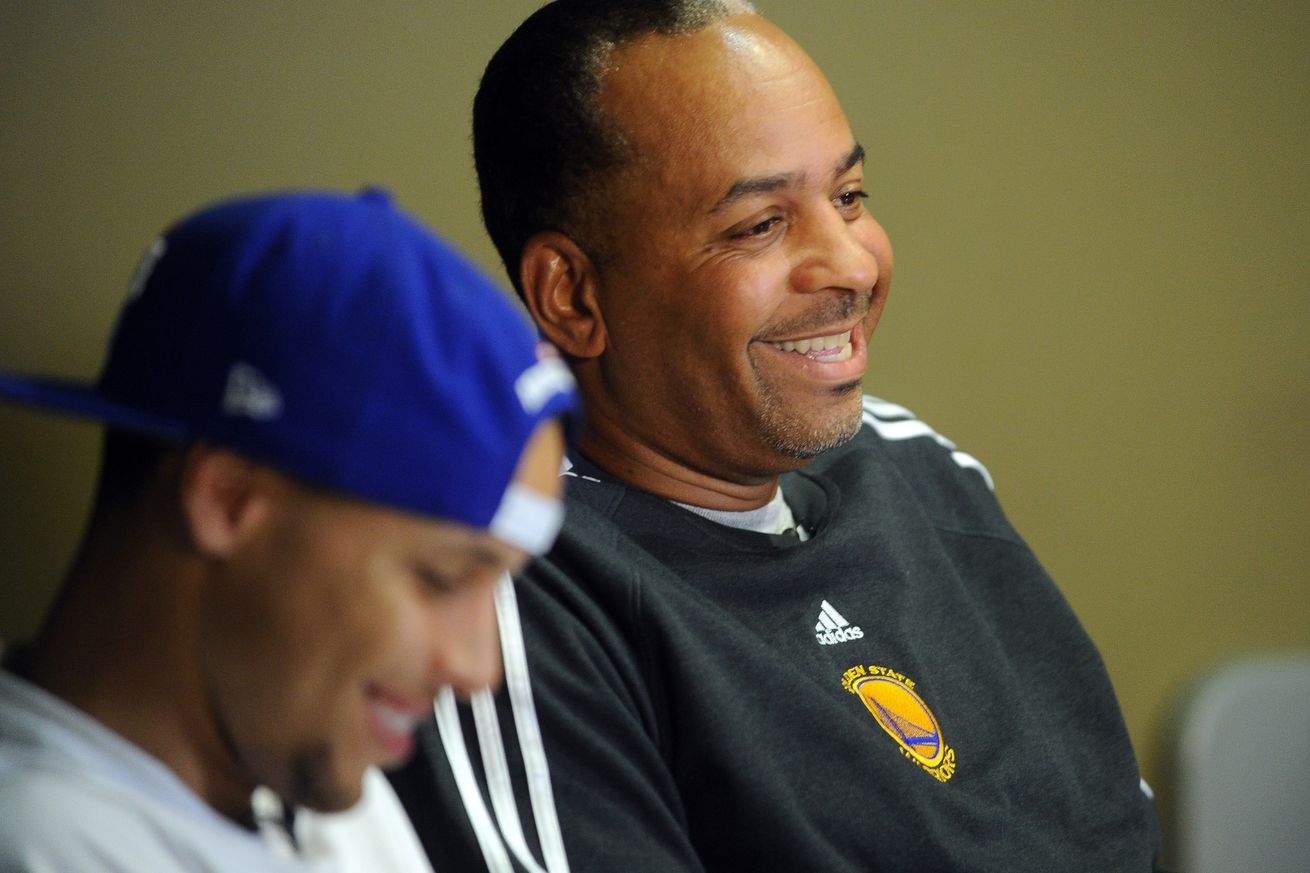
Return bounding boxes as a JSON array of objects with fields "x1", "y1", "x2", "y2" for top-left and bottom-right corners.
[{"x1": 1175, "y1": 653, "x2": 1310, "y2": 873}]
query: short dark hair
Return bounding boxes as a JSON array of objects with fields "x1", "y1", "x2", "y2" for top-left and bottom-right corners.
[
  {"x1": 473, "y1": 0, "x2": 756, "y2": 297},
  {"x1": 87, "y1": 429, "x2": 176, "y2": 523}
]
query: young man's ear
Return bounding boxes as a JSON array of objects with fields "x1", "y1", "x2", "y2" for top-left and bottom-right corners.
[
  {"x1": 178, "y1": 444, "x2": 271, "y2": 558},
  {"x1": 519, "y1": 231, "x2": 607, "y2": 359}
]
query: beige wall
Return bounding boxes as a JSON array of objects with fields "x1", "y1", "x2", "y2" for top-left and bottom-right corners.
[{"x1": 2, "y1": 2, "x2": 1307, "y2": 862}]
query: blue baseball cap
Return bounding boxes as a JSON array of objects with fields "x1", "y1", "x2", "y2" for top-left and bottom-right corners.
[{"x1": 0, "y1": 188, "x2": 578, "y2": 552}]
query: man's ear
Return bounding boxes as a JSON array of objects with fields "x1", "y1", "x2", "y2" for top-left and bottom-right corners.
[
  {"x1": 519, "y1": 231, "x2": 606, "y2": 359},
  {"x1": 178, "y1": 444, "x2": 271, "y2": 558}
]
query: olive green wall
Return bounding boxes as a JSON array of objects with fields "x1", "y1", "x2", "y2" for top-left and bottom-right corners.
[{"x1": 2, "y1": 3, "x2": 1307, "y2": 863}]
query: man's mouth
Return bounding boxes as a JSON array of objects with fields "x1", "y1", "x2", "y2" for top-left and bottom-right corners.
[
  {"x1": 768, "y1": 329, "x2": 853, "y2": 361},
  {"x1": 367, "y1": 687, "x2": 430, "y2": 760}
]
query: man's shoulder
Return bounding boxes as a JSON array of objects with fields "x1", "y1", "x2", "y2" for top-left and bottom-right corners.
[
  {"x1": 558, "y1": 456, "x2": 630, "y2": 513},
  {"x1": 803, "y1": 395, "x2": 1020, "y2": 540},
  {"x1": 531, "y1": 457, "x2": 730, "y2": 621},
  {"x1": 0, "y1": 754, "x2": 305, "y2": 873},
  {"x1": 0, "y1": 765, "x2": 184, "y2": 870},
  {"x1": 556, "y1": 457, "x2": 681, "y2": 548},
  {"x1": 0, "y1": 762, "x2": 119, "y2": 824},
  {"x1": 532, "y1": 471, "x2": 677, "y2": 599},
  {"x1": 838, "y1": 395, "x2": 995, "y2": 489}
]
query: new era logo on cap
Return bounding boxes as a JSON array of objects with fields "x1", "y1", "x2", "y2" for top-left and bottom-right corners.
[{"x1": 222, "y1": 362, "x2": 283, "y2": 421}]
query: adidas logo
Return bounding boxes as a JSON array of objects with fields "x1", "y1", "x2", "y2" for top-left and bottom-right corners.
[{"x1": 815, "y1": 599, "x2": 863, "y2": 645}]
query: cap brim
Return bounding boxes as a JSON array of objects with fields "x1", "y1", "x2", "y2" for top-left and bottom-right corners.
[{"x1": 0, "y1": 371, "x2": 188, "y2": 439}]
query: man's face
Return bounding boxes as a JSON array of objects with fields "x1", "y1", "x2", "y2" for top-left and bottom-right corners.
[
  {"x1": 581, "y1": 15, "x2": 892, "y2": 483},
  {"x1": 201, "y1": 422, "x2": 564, "y2": 812}
]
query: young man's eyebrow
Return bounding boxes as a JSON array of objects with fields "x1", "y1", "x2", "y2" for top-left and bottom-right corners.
[{"x1": 708, "y1": 142, "x2": 866, "y2": 215}]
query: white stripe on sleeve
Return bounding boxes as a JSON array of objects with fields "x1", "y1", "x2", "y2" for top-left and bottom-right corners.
[
  {"x1": 434, "y1": 687, "x2": 515, "y2": 873},
  {"x1": 496, "y1": 574, "x2": 571, "y2": 873}
]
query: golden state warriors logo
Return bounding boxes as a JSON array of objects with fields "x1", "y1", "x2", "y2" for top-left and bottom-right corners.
[{"x1": 842, "y1": 664, "x2": 956, "y2": 782}]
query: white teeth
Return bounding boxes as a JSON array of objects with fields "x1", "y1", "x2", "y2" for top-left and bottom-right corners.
[
  {"x1": 771, "y1": 329, "x2": 851, "y2": 357},
  {"x1": 373, "y1": 701, "x2": 419, "y2": 734}
]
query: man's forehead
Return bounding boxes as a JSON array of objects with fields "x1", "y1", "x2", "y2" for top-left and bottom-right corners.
[
  {"x1": 597, "y1": 18, "x2": 858, "y2": 217},
  {"x1": 600, "y1": 15, "x2": 796, "y2": 119},
  {"x1": 599, "y1": 52, "x2": 859, "y2": 221}
]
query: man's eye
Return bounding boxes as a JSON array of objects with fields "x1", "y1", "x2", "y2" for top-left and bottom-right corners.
[
  {"x1": 415, "y1": 566, "x2": 457, "y2": 594},
  {"x1": 836, "y1": 190, "x2": 868, "y2": 210},
  {"x1": 733, "y1": 216, "x2": 782, "y2": 239}
]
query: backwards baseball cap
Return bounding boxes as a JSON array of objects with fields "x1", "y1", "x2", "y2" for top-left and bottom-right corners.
[{"x1": 0, "y1": 188, "x2": 578, "y2": 554}]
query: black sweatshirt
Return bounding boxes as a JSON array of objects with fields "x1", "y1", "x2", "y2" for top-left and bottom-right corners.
[{"x1": 391, "y1": 396, "x2": 1162, "y2": 872}]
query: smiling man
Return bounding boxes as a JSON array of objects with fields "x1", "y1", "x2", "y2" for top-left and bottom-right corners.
[
  {"x1": 0, "y1": 189, "x2": 576, "y2": 871},
  {"x1": 556, "y1": 27, "x2": 890, "y2": 493},
  {"x1": 391, "y1": 2, "x2": 1165, "y2": 871}
]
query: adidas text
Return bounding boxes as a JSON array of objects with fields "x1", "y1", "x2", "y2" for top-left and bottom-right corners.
[{"x1": 816, "y1": 626, "x2": 864, "y2": 645}]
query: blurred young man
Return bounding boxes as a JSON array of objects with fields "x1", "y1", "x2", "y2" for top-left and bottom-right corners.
[
  {"x1": 391, "y1": 1, "x2": 1166, "y2": 871},
  {"x1": 0, "y1": 189, "x2": 577, "y2": 871}
]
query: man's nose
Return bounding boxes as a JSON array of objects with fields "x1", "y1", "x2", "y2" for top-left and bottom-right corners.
[
  {"x1": 428, "y1": 575, "x2": 505, "y2": 698},
  {"x1": 789, "y1": 207, "x2": 880, "y2": 296}
]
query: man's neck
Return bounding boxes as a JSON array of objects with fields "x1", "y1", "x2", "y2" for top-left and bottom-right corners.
[
  {"x1": 28, "y1": 550, "x2": 258, "y2": 824},
  {"x1": 575, "y1": 429, "x2": 783, "y2": 510}
]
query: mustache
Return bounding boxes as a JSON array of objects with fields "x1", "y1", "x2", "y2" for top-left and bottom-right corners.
[{"x1": 758, "y1": 290, "x2": 872, "y2": 340}]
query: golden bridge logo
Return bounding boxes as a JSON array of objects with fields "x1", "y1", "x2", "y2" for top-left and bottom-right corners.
[{"x1": 842, "y1": 664, "x2": 956, "y2": 783}]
